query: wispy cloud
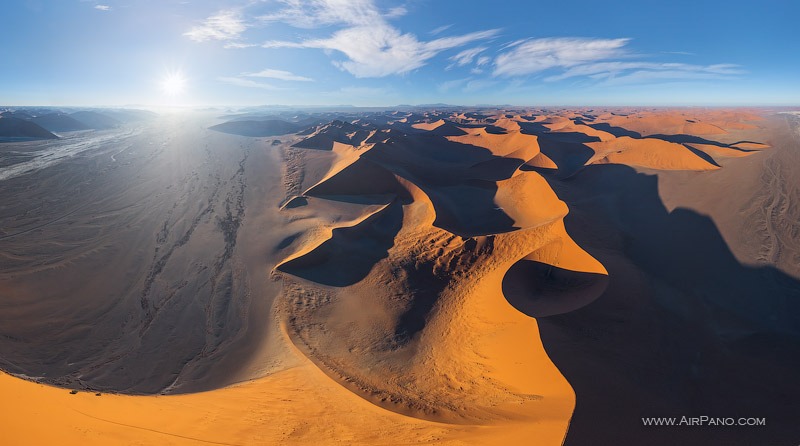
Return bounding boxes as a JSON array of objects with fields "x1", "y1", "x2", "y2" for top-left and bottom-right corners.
[
  {"x1": 218, "y1": 76, "x2": 281, "y2": 90},
  {"x1": 256, "y1": 0, "x2": 499, "y2": 78},
  {"x1": 490, "y1": 37, "x2": 743, "y2": 87},
  {"x1": 385, "y1": 6, "x2": 407, "y2": 18},
  {"x1": 438, "y1": 77, "x2": 471, "y2": 92},
  {"x1": 256, "y1": 0, "x2": 382, "y2": 28},
  {"x1": 494, "y1": 37, "x2": 630, "y2": 77},
  {"x1": 94, "y1": 4, "x2": 110, "y2": 11},
  {"x1": 464, "y1": 79, "x2": 497, "y2": 92},
  {"x1": 598, "y1": 67, "x2": 744, "y2": 86},
  {"x1": 185, "y1": 10, "x2": 247, "y2": 42},
  {"x1": 244, "y1": 68, "x2": 313, "y2": 82},
  {"x1": 224, "y1": 42, "x2": 258, "y2": 49},
  {"x1": 449, "y1": 46, "x2": 488, "y2": 68},
  {"x1": 546, "y1": 62, "x2": 743, "y2": 82},
  {"x1": 430, "y1": 24, "x2": 453, "y2": 35}
]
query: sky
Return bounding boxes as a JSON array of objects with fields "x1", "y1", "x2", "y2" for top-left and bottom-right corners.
[{"x1": 1, "y1": 0, "x2": 798, "y2": 107}]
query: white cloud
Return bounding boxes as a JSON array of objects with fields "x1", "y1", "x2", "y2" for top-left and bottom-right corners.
[
  {"x1": 493, "y1": 37, "x2": 629, "y2": 76},
  {"x1": 261, "y1": 40, "x2": 307, "y2": 49},
  {"x1": 438, "y1": 77, "x2": 471, "y2": 92},
  {"x1": 94, "y1": 4, "x2": 110, "y2": 11},
  {"x1": 244, "y1": 68, "x2": 313, "y2": 82},
  {"x1": 256, "y1": 0, "x2": 498, "y2": 78},
  {"x1": 218, "y1": 76, "x2": 281, "y2": 90},
  {"x1": 491, "y1": 37, "x2": 742, "y2": 86},
  {"x1": 430, "y1": 24, "x2": 453, "y2": 35},
  {"x1": 385, "y1": 6, "x2": 407, "y2": 18},
  {"x1": 545, "y1": 62, "x2": 742, "y2": 82},
  {"x1": 224, "y1": 42, "x2": 258, "y2": 49},
  {"x1": 257, "y1": 0, "x2": 382, "y2": 28},
  {"x1": 449, "y1": 46, "x2": 488, "y2": 67},
  {"x1": 464, "y1": 79, "x2": 497, "y2": 92},
  {"x1": 312, "y1": 27, "x2": 498, "y2": 77},
  {"x1": 185, "y1": 10, "x2": 247, "y2": 42},
  {"x1": 599, "y1": 67, "x2": 743, "y2": 86}
]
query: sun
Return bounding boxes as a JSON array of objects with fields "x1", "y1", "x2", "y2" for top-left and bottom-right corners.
[{"x1": 161, "y1": 72, "x2": 186, "y2": 96}]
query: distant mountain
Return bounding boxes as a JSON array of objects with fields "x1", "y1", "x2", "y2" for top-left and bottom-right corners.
[
  {"x1": 30, "y1": 113, "x2": 90, "y2": 132},
  {"x1": 209, "y1": 119, "x2": 301, "y2": 137},
  {"x1": 101, "y1": 109, "x2": 157, "y2": 123},
  {"x1": 70, "y1": 111, "x2": 122, "y2": 129},
  {"x1": 1, "y1": 110, "x2": 33, "y2": 120},
  {"x1": 0, "y1": 117, "x2": 58, "y2": 140}
]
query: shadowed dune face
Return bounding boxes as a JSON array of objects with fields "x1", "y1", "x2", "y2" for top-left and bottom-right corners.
[
  {"x1": 1, "y1": 107, "x2": 798, "y2": 445},
  {"x1": 502, "y1": 260, "x2": 609, "y2": 318}
]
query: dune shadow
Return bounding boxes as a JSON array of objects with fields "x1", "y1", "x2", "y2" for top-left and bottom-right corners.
[
  {"x1": 680, "y1": 144, "x2": 721, "y2": 167},
  {"x1": 518, "y1": 121, "x2": 601, "y2": 144},
  {"x1": 426, "y1": 179, "x2": 517, "y2": 237},
  {"x1": 586, "y1": 122, "x2": 642, "y2": 138},
  {"x1": 276, "y1": 201, "x2": 403, "y2": 287},
  {"x1": 502, "y1": 260, "x2": 608, "y2": 317},
  {"x1": 537, "y1": 163, "x2": 800, "y2": 445},
  {"x1": 523, "y1": 136, "x2": 595, "y2": 178},
  {"x1": 648, "y1": 133, "x2": 728, "y2": 147}
]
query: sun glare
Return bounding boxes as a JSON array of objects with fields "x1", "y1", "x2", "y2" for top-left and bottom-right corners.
[{"x1": 161, "y1": 72, "x2": 186, "y2": 97}]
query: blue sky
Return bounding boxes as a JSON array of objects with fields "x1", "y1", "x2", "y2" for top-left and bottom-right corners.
[{"x1": 1, "y1": 0, "x2": 798, "y2": 106}]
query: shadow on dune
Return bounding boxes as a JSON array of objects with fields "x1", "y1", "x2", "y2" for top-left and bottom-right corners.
[
  {"x1": 277, "y1": 201, "x2": 403, "y2": 287},
  {"x1": 518, "y1": 121, "x2": 602, "y2": 145},
  {"x1": 536, "y1": 163, "x2": 800, "y2": 446},
  {"x1": 586, "y1": 122, "x2": 642, "y2": 138},
  {"x1": 502, "y1": 260, "x2": 608, "y2": 318},
  {"x1": 648, "y1": 133, "x2": 729, "y2": 147},
  {"x1": 680, "y1": 144, "x2": 721, "y2": 167},
  {"x1": 522, "y1": 137, "x2": 595, "y2": 179}
]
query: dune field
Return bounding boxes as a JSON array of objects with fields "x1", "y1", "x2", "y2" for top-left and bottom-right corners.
[{"x1": 1, "y1": 107, "x2": 799, "y2": 445}]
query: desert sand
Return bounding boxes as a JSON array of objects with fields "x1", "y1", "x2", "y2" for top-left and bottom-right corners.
[{"x1": 1, "y1": 107, "x2": 799, "y2": 445}]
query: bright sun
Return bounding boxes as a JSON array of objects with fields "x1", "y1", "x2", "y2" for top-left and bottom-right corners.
[{"x1": 161, "y1": 72, "x2": 186, "y2": 96}]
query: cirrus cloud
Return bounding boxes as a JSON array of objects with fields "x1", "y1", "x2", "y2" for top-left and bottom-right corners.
[
  {"x1": 493, "y1": 37, "x2": 630, "y2": 77},
  {"x1": 184, "y1": 10, "x2": 247, "y2": 42},
  {"x1": 492, "y1": 37, "x2": 742, "y2": 86},
  {"x1": 244, "y1": 68, "x2": 314, "y2": 82}
]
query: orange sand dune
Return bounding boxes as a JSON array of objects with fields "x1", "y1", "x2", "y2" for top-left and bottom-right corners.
[
  {"x1": 525, "y1": 152, "x2": 558, "y2": 169},
  {"x1": 446, "y1": 127, "x2": 540, "y2": 158},
  {"x1": 1, "y1": 331, "x2": 559, "y2": 446},
  {"x1": 586, "y1": 136, "x2": 720, "y2": 170},
  {"x1": 494, "y1": 170, "x2": 568, "y2": 229},
  {"x1": 597, "y1": 112, "x2": 727, "y2": 136},
  {"x1": 411, "y1": 119, "x2": 446, "y2": 131},
  {"x1": 687, "y1": 143, "x2": 757, "y2": 159}
]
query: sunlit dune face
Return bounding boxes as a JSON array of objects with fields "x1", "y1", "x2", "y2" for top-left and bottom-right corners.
[{"x1": 161, "y1": 72, "x2": 186, "y2": 96}]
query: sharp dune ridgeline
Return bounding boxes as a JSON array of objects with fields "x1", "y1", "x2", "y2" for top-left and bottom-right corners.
[{"x1": 1, "y1": 107, "x2": 799, "y2": 445}]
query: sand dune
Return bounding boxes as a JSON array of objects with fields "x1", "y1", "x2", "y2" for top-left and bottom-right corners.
[
  {"x1": 1, "y1": 107, "x2": 798, "y2": 446},
  {"x1": 586, "y1": 136, "x2": 720, "y2": 170}
]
